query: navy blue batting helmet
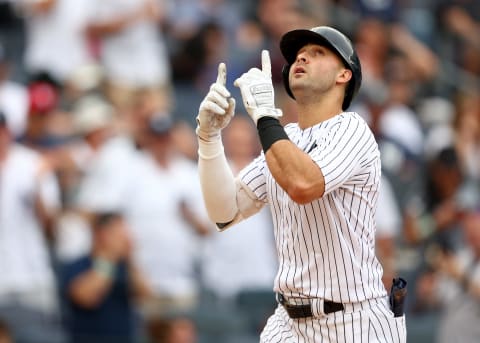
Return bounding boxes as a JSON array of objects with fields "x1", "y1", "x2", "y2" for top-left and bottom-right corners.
[{"x1": 280, "y1": 26, "x2": 362, "y2": 110}]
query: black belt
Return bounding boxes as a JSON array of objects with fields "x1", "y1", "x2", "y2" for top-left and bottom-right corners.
[{"x1": 277, "y1": 293, "x2": 344, "y2": 319}]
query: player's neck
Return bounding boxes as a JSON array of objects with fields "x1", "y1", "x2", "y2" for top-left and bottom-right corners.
[{"x1": 296, "y1": 97, "x2": 343, "y2": 129}]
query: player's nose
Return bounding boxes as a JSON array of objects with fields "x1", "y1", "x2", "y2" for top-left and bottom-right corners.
[{"x1": 295, "y1": 51, "x2": 307, "y2": 64}]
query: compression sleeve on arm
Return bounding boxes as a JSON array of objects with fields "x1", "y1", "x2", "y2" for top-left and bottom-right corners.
[
  {"x1": 215, "y1": 178, "x2": 266, "y2": 231},
  {"x1": 198, "y1": 137, "x2": 238, "y2": 224}
]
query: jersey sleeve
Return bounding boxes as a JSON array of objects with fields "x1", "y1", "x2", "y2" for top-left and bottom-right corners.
[
  {"x1": 310, "y1": 114, "x2": 379, "y2": 195},
  {"x1": 238, "y1": 153, "x2": 269, "y2": 202}
]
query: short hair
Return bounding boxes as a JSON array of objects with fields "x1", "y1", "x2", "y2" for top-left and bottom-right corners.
[{"x1": 91, "y1": 211, "x2": 123, "y2": 230}]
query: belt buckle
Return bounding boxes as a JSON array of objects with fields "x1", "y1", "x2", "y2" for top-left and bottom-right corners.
[
  {"x1": 277, "y1": 293, "x2": 311, "y2": 306},
  {"x1": 277, "y1": 293, "x2": 314, "y2": 319},
  {"x1": 277, "y1": 293, "x2": 344, "y2": 318}
]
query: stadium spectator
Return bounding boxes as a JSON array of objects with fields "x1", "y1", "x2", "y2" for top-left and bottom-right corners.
[
  {"x1": 60, "y1": 211, "x2": 152, "y2": 343},
  {"x1": 0, "y1": 110, "x2": 65, "y2": 343},
  {"x1": 16, "y1": 0, "x2": 94, "y2": 85},
  {"x1": 85, "y1": 0, "x2": 171, "y2": 114},
  {"x1": 0, "y1": 42, "x2": 29, "y2": 138},
  {"x1": 432, "y1": 206, "x2": 480, "y2": 343}
]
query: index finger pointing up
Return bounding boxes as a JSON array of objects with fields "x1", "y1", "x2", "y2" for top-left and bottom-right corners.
[
  {"x1": 216, "y1": 62, "x2": 227, "y2": 86},
  {"x1": 261, "y1": 50, "x2": 271, "y2": 78}
]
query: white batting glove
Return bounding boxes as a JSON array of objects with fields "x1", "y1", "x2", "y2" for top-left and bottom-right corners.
[
  {"x1": 196, "y1": 63, "x2": 236, "y2": 142},
  {"x1": 234, "y1": 50, "x2": 282, "y2": 125}
]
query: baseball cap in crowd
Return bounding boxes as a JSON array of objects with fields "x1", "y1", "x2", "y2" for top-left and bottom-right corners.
[
  {"x1": 148, "y1": 114, "x2": 173, "y2": 136},
  {"x1": 73, "y1": 95, "x2": 115, "y2": 135},
  {"x1": 28, "y1": 81, "x2": 59, "y2": 115},
  {"x1": 67, "y1": 63, "x2": 104, "y2": 93}
]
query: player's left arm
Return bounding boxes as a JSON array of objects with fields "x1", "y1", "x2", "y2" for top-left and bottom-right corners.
[
  {"x1": 234, "y1": 50, "x2": 325, "y2": 204},
  {"x1": 265, "y1": 140, "x2": 325, "y2": 204}
]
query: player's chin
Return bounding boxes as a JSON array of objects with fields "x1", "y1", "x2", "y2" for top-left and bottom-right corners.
[
  {"x1": 290, "y1": 73, "x2": 306, "y2": 83},
  {"x1": 289, "y1": 82, "x2": 307, "y2": 95}
]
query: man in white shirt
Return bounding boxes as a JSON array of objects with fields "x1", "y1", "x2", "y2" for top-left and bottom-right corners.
[
  {"x1": 0, "y1": 43, "x2": 28, "y2": 138},
  {"x1": 124, "y1": 115, "x2": 210, "y2": 317},
  {"x1": 0, "y1": 111, "x2": 65, "y2": 343},
  {"x1": 17, "y1": 0, "x2": 94, "y2": 84},
  {"x1": 86, "y1": 0, "x2": 171, "y2": 113}
]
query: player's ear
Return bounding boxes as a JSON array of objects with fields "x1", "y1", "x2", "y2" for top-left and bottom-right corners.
[{"x1": 337, "y1": 68, "x2": 352, "y2": 85}]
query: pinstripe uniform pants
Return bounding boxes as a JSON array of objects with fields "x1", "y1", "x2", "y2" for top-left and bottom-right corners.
[{"x1": 260, "y1": 297, "x2": 406, "y2": 343}]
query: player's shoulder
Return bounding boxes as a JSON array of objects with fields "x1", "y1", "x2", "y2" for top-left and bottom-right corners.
[
  {"x1": 283, "y1": 112, "x2": 370, "y2": 137},
  {"x1": 337, "y1": 111, "x2": 375, "y2": 135},
  {"x1": 338, "y1": 111, "x2": 368, "y2": 125}
]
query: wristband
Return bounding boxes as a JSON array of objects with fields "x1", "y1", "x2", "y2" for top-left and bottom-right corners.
[
  {"x1": 93, "y1": 257, "x2": 116, "y2": 279},
  {"x1": 257, "y1": 117, "x2": 289, "y2": 153}
]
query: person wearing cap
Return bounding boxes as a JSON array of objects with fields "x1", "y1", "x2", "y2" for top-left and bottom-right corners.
[
  {"x1": 52, "y1": 95, "x2": 119, "y2": 264},
  {"x1": 0, "y1": 111, "x2": 65, "y2": 343},
  {"x1": 72, "y1": 94, "x2": 139, "y2": 215},
  {"x1": 194, "y1": 26, "x2": 406, "y2": 342},
  {"x1": 71, "y1": 95, "x2": 116, "y2": 166}
]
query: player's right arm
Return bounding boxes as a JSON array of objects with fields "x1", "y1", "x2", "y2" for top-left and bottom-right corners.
[{"x1": 196, "y1": 63, "x2": 263, "y2": 230}]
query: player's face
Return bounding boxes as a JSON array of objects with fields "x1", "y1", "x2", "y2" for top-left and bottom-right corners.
[{"x1": 289, "y1": 43, "x2": 350, "y2": 99}]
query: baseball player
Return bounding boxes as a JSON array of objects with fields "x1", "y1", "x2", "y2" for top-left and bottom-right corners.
[{"x1": 195, "y1": 26, "x2": 407, "y2": 342}]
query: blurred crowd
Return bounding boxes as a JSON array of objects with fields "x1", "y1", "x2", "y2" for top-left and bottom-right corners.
[{"x1": 0, "y1": 0, "x2": 479, "y2": 342}]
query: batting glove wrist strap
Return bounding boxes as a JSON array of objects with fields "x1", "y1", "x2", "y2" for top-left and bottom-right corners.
[
  {"x1": 196, "y1": 126, "x2": 221, "y2": 142},
  {"x1": 253, "y1": 107, "x2": 283, "y2": 123},
  {"x1": 257, "y1": 117, "x2": 289, "y2": 153}
]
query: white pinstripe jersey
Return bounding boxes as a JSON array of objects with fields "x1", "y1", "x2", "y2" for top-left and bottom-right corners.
[{"x1": 239, "y1": 112, "x2": 387, "y2": 304}]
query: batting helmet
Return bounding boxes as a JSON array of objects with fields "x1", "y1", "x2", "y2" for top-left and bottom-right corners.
[{"x1": 280, "y1": 26, "x2": 362, "y2": 110}]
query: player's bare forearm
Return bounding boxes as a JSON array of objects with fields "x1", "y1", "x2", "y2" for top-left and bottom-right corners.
[{"x1": 265, "y1": 140, "x2": 325, "y2": 204}]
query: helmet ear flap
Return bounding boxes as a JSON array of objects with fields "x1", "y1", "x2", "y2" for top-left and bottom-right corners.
[{"x1": 282, "y1": 64, "x2": 295, "y2": 99}]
